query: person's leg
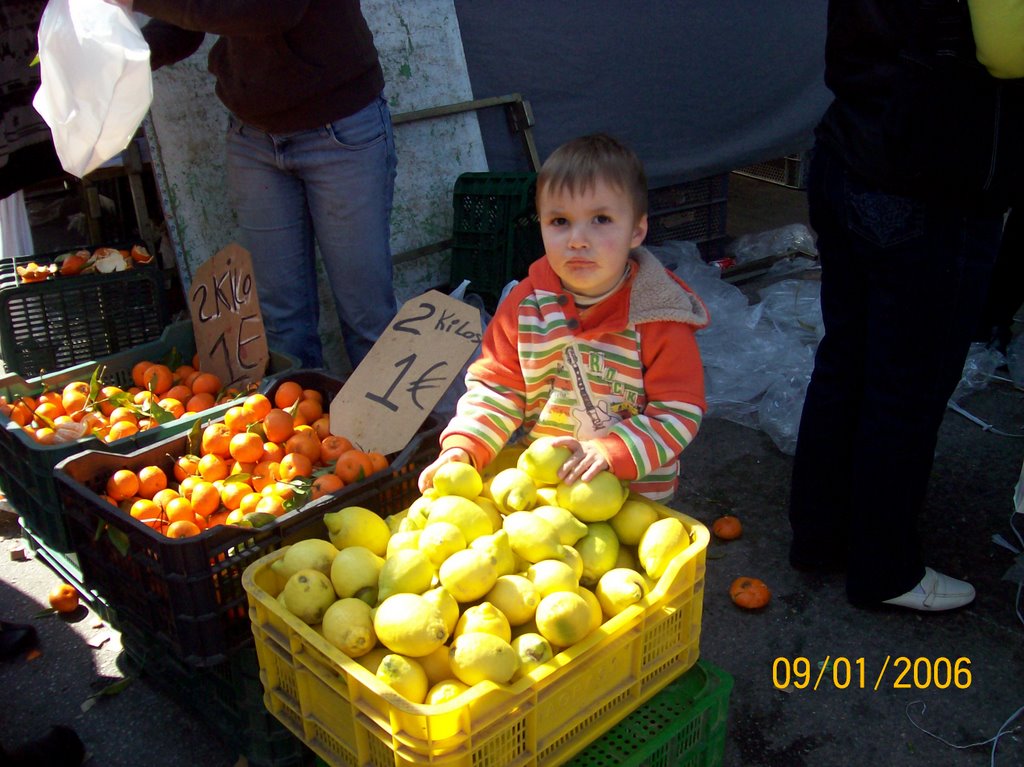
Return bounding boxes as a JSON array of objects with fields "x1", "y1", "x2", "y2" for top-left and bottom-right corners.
[
  {"x1": 976, "y1": 206, "x2": 1022, "y2": 351},
  {"x1": 225, "y1": 117, "x2": 323, "y2": 368},
  {"x1": 789, "y1": 144, "x2": 865, "y2": 570},
  {"x1": 292, "y1": 95, "x2": 398, "y2": 367}
]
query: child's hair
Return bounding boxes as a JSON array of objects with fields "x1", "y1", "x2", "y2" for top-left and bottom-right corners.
[{"x1": 537, "y1": 133, "x2": 648, "y2": 219}]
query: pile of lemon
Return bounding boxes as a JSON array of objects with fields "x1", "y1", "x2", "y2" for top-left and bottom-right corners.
[{"x1": 270, "y1": 438, "x2": 692, "y2": 706}]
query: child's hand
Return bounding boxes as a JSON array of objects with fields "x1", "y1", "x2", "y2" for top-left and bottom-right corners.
[
  {"x1": 418, "y1": 448, "x2": 472, "y2": 493},
  {"x1": 551, "y1": 437, "x2": 610, "y2": 485}
]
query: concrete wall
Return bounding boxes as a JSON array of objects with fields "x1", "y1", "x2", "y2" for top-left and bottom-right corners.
[{"x1": 145, "y1": 0, "x2": 488, "y2": 371}]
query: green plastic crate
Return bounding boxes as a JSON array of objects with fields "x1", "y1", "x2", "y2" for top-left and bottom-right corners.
[
  {"x1": 0, "y1": 320, "x2": 298, "y2": 560},
  {"x1": 564, "y1": 660, "x2": 732, "y2": 767},
  {"x1": 449, "y1": 172, "x2": 544, "y2": 310},
  {"x1": 0, "y1": 249, "x2": 168, "y2": 377}
]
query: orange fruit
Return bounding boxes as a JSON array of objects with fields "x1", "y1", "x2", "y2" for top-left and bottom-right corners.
[
  {"x1": 301, "y1": 389, "x2": 323, "y2": 404},
  {"x1": 48, "y1": 583, "x2": 79, "y2": 613},
  {"x1": 157, "y1": 398, "x2": 185, "y2": 419},
  {"x1": 320, "y1": 435, "x2": 354, "y2": 464},
  {"x1": 106, "y1": 469, "x2": 140, "y2": 500},
  {"x1": 711, "y1": 515, "x2": 743, "y2": 541},
  {"x1": 243, "y1": 393, "x2": 272, "y2": 421},
  {"x1": 229, "y1": 459, "x2": 256, "y2": 476},
  {"x1": 164, "y1": 384, "x2": 193, "y2": 404},
  {"x1": 311, "y1": 415, "x2": 331, "y2": 440},
  {"x1": 142, "y1": 364, "x2": 174, "y2": 395},
  {"x1": 9, "y1": 400, "x2": 33, "y2": 427},
  {"x1": 152, "y1": 488, "x2": 180, "y2": 510},
  {"x1": 255, "y1": 494, "x2": 287, "y2": 518},
  {"x1": 228, "y1": 431, "x2": 264, "y2": 464},
  {"x1": 34, "y1": 401, "x2": 65, "y2": 422},
  {"x1": 197, "y1": 453, "x2": 229, "y2": 482},
  {"x1": 224, "y1": 405, "x2": 256, "y2": 433},
  {"x1": 108, "y1": 406, "x2": 138, "y2": 426},
  {"x1": 334, "y1": 450, "x2": 374, "y2": 484},
  {"x1": 137, "y1": 465, "x2": 168, "y2": 499},
  {"x1": 133, "y1": 390, "x2": 157, "y2": 407},
  {"x1": 262, "y1": 409, "x2": 294, "y2": 444},
  {"x1": 33, "y1": 427, "x2": 57, "y2": 445},
  {"x1": 264, "y1": 481, "x2": 296, "y2": 501},
  {"x1": 173, "y1": 364, "x2": 195, "y2": 384},
  {"x1": 191, "y1": 372, "x2": 222, "y2": 397},
  {"x1": 260, "y1": 441, "x2": 286, "y2": 465},
  {"x1": 166, "y1": 519, "x2": 201, "y2": 538},
  {"x1": 250, "y1": 461, "x2": 279, "y2": 492},
  {"x1": 219, "y1": 481, "x2": 251, "y2": 511},
  {"x1": 311, "y1": 473, "x2": 344, "y2": 500},
  {"x1": 173, "y1": 454, "x2": 200, "y2": 482},
  {"x1": 239, "y1": 492, "x2": 263, "y2": 516},
  {"x1": 189, "y1": 481, "x2": 221, "y2": 518},
  {"x1": 201, "y1": 422, "x2": 234, "y2": 457},
  {"x1": 105, "y1": 421, "x2": 139, "y2": 443},
  {"x1": 278, "y1": 452, "x2": 313, "y2": 483},
  {"x1": 61, "y1": 381, "x2": 90, "y2": 414},
  {"x1": 165, "y1": 496, "x2": 195, "y2": 524},
  {"x1": 130, "y1": 499, "x2": 163, "y2": 524},
  {"x1": 137, "y1": 418, "x2": 157, "y2": 432},
  {"x1": 285, "y1": 430, "x2": 321, "y2": 464},
  {"x1": 367, "y1": 451, "x2": 388, "y2": 473},
  {"x1": 132, "y1": 360, "x2": 155, "y2": 388},
  {"x1": 185, "y1": 392, "x2": 216, "y2": 413},
  {"x1": 274, "y1": 381, "x2": 303, "y2": 410},
  {"x1": 294, "y1": 398, "x2": 323, "y2": 426},
  {"x1": 729, "y1": 577, "x2": 771, "y2": 610},
  {"x1": 178, "y1": 475, "x2": 201, "y2": 498}
]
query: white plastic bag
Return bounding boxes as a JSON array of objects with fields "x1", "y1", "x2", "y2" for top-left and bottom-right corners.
[{"x1": 32, "y1": 0, "x2": 152, "y2": 178}]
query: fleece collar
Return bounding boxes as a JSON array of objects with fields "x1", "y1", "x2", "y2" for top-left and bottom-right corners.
[{"x1": 628, "y1": 247, "x2": 709, "y2": 328}]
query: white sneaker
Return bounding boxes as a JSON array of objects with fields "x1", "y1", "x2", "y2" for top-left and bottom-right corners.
[{"x1": 882, "y1": 567, "x2": 975, "y2": 611}]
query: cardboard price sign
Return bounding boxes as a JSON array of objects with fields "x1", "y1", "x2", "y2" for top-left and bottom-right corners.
[
  {"x1": 188, "y1": 244, "x2": 269, "y2": 390},
  {"x1": 330, "y1": 290, "x2": 482, "y2": 454}
]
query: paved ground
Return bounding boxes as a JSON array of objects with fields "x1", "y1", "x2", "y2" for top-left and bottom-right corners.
[{"x1": 2, "y1": 175, "x2": 1021, "y2": 766}]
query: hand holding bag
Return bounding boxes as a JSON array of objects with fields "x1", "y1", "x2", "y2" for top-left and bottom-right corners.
[{"x1": 32, "y1": 0, "x2": 152, "y2": 178}]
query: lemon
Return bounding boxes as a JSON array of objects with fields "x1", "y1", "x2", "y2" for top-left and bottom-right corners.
[
  {"x1": 271, "y1": 538, "x2": 339, "y2": 581},
  {"x1": 472, "y1": 496, "x2": 504, "y2": 532},
  {"x1": 534, "y1": 485, "x2": 559, "y2": 506},
  {"x1": 448, "y1": 633, "x2": 519, "y2": 685},
  {"x1": 282, "y1": 569, "x2": 337, "y2": 625},
  {"x1": 426, "y1": 679, "x2": 470, "y2": 705},
  {"x1": 551, "y1": 544, "x2": 584, "y2": 581},
  {"x1": 355, "y1": 646, "x2": 390, "y2": 674},
  {"x1": 481, "y1": 445, "x2": 525, "y2": 480},
  {"x1": 384, "y1": 510, "x2": 407, "y2": 534},
  {"x1": 534, "y1": 592, "x2": 593, "y2": 648},
  {"x1": 577, "y1": 586, "x2": 604, "y2": 633},
  {"x1": 575, "y1": 522, "x2": 620, "y2": 587},
  {"x1": 438, "y1": 548, "x2": 499, "y2": 603},
  {"x1": 377, "y1": 548, "x2": 435, "y2": 602},
  {"x1": 554, "y1": 472, "x2": 628, "y2": 522},
  {"x1": 637, "y1": 517, "x2": 690, "y2": 579},
  {"x1": 330, "y1": 546, "x2": 384, "y2": 601},
  {"x1": 525, "y1": 559, "x2": 579, "y2": 596},
  {"x1": 510, "y1": 632, "x2": 554, "y2": 679},
  {"x1": 421, "y1": 587, "x2": 460, "y2": 635},
  {"x1": 373, "y1": 593, "x2": 449, "y2": 657},
  {"x1": 595, "y1": 567, "x2": 649, "y2": 618},
  {"x1": 485, "y1": 575, "x2": 541, "y2": 625},
  {"x1": 517, "y1": 437, "x2": 572, "y2": 485},
  {"x1": 469, "y1": 530, "x2": 517, "y2": 577},
  {"x1": 418, "y1": 521, "x2": 467, "y2": 567},
  {"x1": 418, "y1": 644, "x2": 453, "y2": 687},
  {"x1": 386, "y1": 530, "x2": 422, "y2": 558},
  {"x1": 488, "y1": 468, "x2": 537, "y2": 512},
  {"x1": 427, "y1": 496, "x2": 493, "y2": 542},
  {"x1": 322, "y1": 597, "x2": 376, "y2": 658},
  {"x1": 454, "y1": 601, "x2": 512, "y2": 642},
  {"x1": 609, "y1": 498, "x2": 659, "y2": 545},
  {"x1": 432, "y1": 462, "x2": 484, "y2": 499},
  {"x1": 323, "y1": 506, "x2": 391, "y2": 555},
  {"x1": 402, "y1": 496, "x2": 433, "y2": 531},
  {"x1": 502, "y1": 511, "x2": 564, "y2": 563},
  {"x1": 376, "y1": 653, "x2": 429, "y2": 703},
  {"x1": 531, "y1": 505, "x2": 588, "y2": 545}
]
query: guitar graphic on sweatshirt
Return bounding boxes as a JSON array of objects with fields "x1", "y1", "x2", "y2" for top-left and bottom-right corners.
[{"x1": 563, "y1": 344, "x2": 614, "y2": 437}]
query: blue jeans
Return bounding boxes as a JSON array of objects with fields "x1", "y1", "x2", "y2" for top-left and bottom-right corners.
[
  {"x1": 788, "y1": 143, "x2": 1003, "y2": 605},
  {"x1": 225, "y1": 95, "x2": 398, "y2": 368}
]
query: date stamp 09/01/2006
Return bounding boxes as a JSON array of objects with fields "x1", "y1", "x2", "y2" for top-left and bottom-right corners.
[{"x1": 772, "y1": 656, "x2": 973, "y2": 692}]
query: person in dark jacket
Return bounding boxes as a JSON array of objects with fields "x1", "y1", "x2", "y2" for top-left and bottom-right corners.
[
  {"x1": 789, "y1": 0, "x2": 1024, "y2": 611},
  {"x1": 106, "y1": 0, "x2": 398, "y2": 369}
]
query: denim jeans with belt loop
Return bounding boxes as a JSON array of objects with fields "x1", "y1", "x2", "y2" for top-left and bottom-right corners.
[
  {"x1": 225, "y1": 94, "x2": 398, "y2": 369},
  {"x1": 788, "y1": 142, "x2": 1004, "y2": 605}
]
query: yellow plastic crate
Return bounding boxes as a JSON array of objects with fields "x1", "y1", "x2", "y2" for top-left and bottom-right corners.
[{"x1": 241, "y1": 503, "x2": 708, "y2": 767}]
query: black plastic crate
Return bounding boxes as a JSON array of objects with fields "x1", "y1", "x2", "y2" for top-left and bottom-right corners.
[
  {"x1": 54, "y1": 371, "x2": 441, "y2": 666},
  {"x1": 0, "y1": 321, "x2": 298, "y2": 559},
  {"x1": 0, "y1": 248, "x2": 168, "y2": 376},
  {"x1": 120, "y1": 623, "x2": 314, "y2": 767},
  {"x1": 644, "y1": 175, "x2": 729, "y2": 259},
  {"x1": 449, "y1": 172, "x2": 544, "y2": 308}
]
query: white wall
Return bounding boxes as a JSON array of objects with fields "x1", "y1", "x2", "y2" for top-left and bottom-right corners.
[{"x1": 145, "y1": 0, "x2": 489, "y2": 371}]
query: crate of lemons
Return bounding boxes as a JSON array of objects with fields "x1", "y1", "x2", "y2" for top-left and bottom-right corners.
[{"x1": 267, "y1": 437, "x2": 695, "y2": 709}]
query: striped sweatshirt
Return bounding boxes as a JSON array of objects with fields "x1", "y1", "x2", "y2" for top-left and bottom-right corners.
[{"x1": 440, "y1": 247, "x2": 709, "y2": 501}]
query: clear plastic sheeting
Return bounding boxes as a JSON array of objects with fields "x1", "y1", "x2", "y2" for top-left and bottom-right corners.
[
  {"x1": 950, "y1": 342, "x2": 1006, "y2": 404},
  {"x1": 725, "y1": 223, "x2": 818, "y2": 264}
]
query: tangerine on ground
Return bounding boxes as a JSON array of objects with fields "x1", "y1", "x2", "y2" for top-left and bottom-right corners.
[
  {"x1": 262, "y1": 409, "x2": 294, "y2": 443},
  {"x1": 255, "y1": 494, "x2": 287, "y2": 518},
  {"x1": 243, "y1": 393, "x2": 272, "y2": 421},
  {"x1": 191, "y1": 372, "x2": 222, "y2": 397},
  {"x1": 186, "y1": 392, "x2": 216, "y2": 413},
  {"x1": 311, "y1": 473, "x2": 344, "y2": 499},
  {"x1": 320, "y1": 435, "x2": 354, "y2": 464},
  {"x1": 165, "y1": 497, "x2": 195, "y2": 524},
  {"x1": 48, "y1": 583, "x2": 79, "y2": 613},
  {"x1": 274, "y1": 381, "x2": 303, "y2": 410},
  {"x1": 334, "y1": 450, "x2": 374, "y2": 484},
  {"x1": 278, "y1": 452, "x2": 313, "y2": 482},
  {"x1": 229, "y1": 431, "x2": 264, "y2": 463},
  {"x1": 729, "y1": 577, "x2": 771, "y2": 609},
  {"x1": 197, "y1": 453, "x2": 229, "y2": 482},
  {"x1": 712, "y1": 515, "x2": 743, "y2": 541},
  {"x1": 201, "y1": 422, "x2": 233, "y2": 457},
  {"x1": 137, "y1": 465, "x2": 168, "y2": 499},
  {"x1": 106, "y1": 469, "x2": 140, "y2": 500},
  {"x1": 166, "y1": 519, "x2": 201, "y2": 538}
]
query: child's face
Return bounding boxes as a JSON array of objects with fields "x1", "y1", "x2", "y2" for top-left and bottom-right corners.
[{"x1": 538, "y1": 178, "x2": 648, "y2": 297}]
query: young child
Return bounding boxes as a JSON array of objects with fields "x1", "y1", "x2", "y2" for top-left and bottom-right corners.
[{"x1": 419, "y1": 134, "x2": 709, "y2": 501}]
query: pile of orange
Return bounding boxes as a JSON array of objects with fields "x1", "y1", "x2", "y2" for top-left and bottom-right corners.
[
  {"x1": 0, "y1": 356, "x2": 242, "y2": 446},
  {"x1": 98, "y1": 379, "x2": 387, "y2": 538}
]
